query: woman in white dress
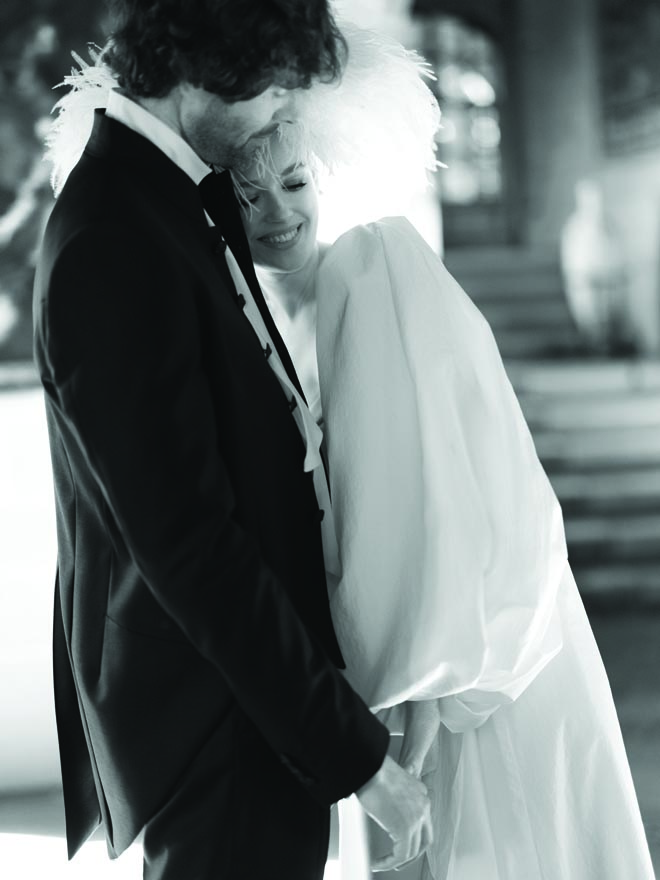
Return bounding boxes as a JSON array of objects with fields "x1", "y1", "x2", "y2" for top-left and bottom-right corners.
[
  {"x1": 46, "y1": 21, "x2": 655, "y2": 880},
  {"x1": 236, "y1": 131, "x2": 655, "y2": 880}
]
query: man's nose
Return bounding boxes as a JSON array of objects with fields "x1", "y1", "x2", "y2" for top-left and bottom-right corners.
[{"x1": 273, "y1": 90, "x2": 299, "y2": 124}]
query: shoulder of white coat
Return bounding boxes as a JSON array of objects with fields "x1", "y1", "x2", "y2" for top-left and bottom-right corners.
[
  {"x1": 320, "y1": 216, "x2": 435, "y2": 278},
  {"x1": 372, "y1": 217, "x2": 456, "y2": 289},
  {"x1": 374, "y1": 215, "x2": 441, "y2": 259},
  {"x1": 374, "y1": 217, "x2": 497, "y2": 344},
  {"x1": 320, "y1": 221, "x2": 386, "y2": 274}
]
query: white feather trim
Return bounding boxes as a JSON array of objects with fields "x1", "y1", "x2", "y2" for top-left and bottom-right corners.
[
  {"x1": 45, "y1": 46, "x2": 118, "y2": 196},
  {"x1": 44, "y1": 21, "x2": 442, "y2": 210},
  {"x1": 283, "y1": 21, "x2": 441, "y2": 192}
]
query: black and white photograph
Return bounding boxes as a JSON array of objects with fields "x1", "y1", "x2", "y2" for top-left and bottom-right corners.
[{"x1": 1, "y1": 0, "x2": 659, "y2": 878}]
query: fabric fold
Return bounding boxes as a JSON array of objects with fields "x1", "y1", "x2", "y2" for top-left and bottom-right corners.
[
  {"x1": 316, "y1": 218, "x2": 654, "y2": 880},
  {"x1": 316, "y1": 217, "x2": 564, "y2": 719}
]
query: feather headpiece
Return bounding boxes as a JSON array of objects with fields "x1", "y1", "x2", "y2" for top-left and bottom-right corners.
[{"x1": 45, "y1": 20, "x2": 442, "y2": 223}]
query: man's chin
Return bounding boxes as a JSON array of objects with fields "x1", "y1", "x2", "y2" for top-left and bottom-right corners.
[
  {"x1": 198, "y1": 144, "x2": 252, "y2": 172},
  {"x1": 230, "y1": 139, "x2": 270, "y2": 173},
  {"x1": 206, "y1": 134, "x2": 270, "y2": 173}
]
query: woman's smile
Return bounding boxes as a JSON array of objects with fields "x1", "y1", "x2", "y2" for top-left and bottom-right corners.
[{"x1": 258, "y1": 223, "x2": 304, "y2": 248}]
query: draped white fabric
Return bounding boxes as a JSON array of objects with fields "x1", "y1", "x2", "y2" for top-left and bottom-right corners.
[
  {"x1": 317, "y1": 218, "x2": 564, "y2": 721},
  {"x1": 316, "y1": 219, "x2": 655, "y2": 879}
]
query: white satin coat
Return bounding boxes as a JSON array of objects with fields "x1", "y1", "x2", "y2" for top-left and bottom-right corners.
[{"x1": 314, "y1": 218, "x2": 654, "y2": 880}]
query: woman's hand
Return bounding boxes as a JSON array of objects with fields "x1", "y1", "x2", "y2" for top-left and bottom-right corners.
[
  {"x1": 398, "y1": 699, "x2": 442, "y2": 778},
  {"x1": 357, "y1": 755, "x2": 433, "y2": 872}
]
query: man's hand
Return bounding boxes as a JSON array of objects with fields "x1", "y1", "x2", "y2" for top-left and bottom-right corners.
[
  {"x1": 399, "y1": 699, "x2": 441, "y2": 778},
  {"x1": 356, "y1": 754, "x2": 433, "y2": 872}
]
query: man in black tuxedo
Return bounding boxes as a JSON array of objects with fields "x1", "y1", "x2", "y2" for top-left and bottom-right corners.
[{"x1": 33, "y1": 1, "x2": 431, "y2": 878}]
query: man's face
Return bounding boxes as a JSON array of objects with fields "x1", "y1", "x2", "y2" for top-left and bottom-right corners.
[{"x1": 179, "y1": 83, "x2": 298, "y2": 169}]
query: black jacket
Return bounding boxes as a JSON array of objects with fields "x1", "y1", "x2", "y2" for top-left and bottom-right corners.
[{"x1": 33, "y1": 110, "x2": 388, "y2": 859}]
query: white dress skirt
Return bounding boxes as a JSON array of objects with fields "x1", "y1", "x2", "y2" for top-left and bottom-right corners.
[{"x1": 284, "y1": 217, "x2": 655, "y2": 879}]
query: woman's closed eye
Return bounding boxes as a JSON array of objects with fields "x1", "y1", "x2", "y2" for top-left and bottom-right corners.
[
  {"x1": 284, "y1": 179, "x2": 307, "y2": 193},
  {"x1": 241, "y1": 179, "x2": 308, "y2": 207}
]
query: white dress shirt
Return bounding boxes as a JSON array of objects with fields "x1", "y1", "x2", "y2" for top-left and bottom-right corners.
[{"x1": 106, "y1": 90, "x2": 211, "y2": 184}]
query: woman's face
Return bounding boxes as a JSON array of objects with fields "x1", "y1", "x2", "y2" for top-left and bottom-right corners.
[{"x1": 239, "y1": 140, "x2": 319, "y2": 273}]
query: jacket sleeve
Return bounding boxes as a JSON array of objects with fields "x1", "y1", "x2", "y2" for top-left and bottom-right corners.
[{"x1": 38, "y1": 220, "x2": 389, "y2": 805}]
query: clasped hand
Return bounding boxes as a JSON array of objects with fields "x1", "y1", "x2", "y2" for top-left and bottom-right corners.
[
  {"x1": 356, "y1": 755, "x2": 432, "y2": 872},
  {"x1": 356, "y1": 700, "x2": 440, "y2": 872},
  {"x1": 399, "y1": 699, "x2": 442, "y2": 779}
]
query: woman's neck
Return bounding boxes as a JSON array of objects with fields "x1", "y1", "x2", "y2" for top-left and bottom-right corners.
[{"x1": 257, "y1": 245, "x2": 321, "y2": 321}]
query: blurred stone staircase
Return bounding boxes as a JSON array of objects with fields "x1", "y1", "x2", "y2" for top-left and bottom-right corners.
[
  {"x1": 445, "y1": 246, "x2": 586, "y2": 360},
  {"x1": 445, "y1": 247, "x2": 660, "y2": 604}
]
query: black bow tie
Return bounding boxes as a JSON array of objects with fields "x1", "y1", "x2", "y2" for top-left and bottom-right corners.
[{"x1": 198, "y1": 169, "x2": 306, "y2": 401}]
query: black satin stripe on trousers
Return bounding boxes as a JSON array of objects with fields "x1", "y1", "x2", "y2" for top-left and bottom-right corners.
[{"x1": 198, "y1": 170, "x2": 307, "y2": 402}]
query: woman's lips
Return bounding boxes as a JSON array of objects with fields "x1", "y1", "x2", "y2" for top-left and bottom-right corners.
[{"x1": 258, "y1": 223, "x2": 303, "y2": 248}]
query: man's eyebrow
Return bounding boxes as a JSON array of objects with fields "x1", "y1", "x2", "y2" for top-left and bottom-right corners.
[{"x1": 243, "y1": 163, "x2": 304, "y2": 188}]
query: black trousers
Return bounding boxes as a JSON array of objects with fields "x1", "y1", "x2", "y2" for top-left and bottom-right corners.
[{"x1": 141, "y1": 709, "x2": 331, "y2": 879}]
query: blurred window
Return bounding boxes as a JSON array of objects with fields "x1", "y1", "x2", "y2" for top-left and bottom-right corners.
[{"x1": 416, "y1": 15, "x2": 504, "y2": 208}]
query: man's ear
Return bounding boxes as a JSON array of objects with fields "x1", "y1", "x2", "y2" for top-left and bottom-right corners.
[
  {"x1": 173, "y1": 81, "x2": 198, "y2": 107},
  {"x1": 177, "y1": 81, "x2": 229, "y2": 113},
  {"x1": 177, "y1": 81, "x2": 195, "y2": 99}
]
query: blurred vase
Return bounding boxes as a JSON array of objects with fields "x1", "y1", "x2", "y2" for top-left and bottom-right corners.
[{"x1": 560, "y1": 179, "x2": 635, "y2": 355}]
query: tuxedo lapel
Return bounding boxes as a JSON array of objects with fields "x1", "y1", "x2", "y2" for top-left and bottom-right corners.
[
  {"x1": 85, "y1": 110, "x2": 208, "y2": 230},
  {"x1": 87, "y1": 110, "x2": 306, "y2": 401},
  {"x1": 199, "y1": 170, "x2": 307, "y2": 401}
]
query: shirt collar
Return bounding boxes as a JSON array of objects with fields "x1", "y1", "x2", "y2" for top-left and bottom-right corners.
[{"x1": 105, "y1": 90, "x2": 212, "y2": 185}]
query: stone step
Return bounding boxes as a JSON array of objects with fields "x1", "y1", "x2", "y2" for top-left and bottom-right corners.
[
  {"x1": 505, "y1": 359, "x2": 660, "y2": 395},
  {"x1": 494, "y1": 328, "x2": 587, "y2": 359},
  {"x1": 477, "y1": 297, "x2": 573, "y2": 330},
  {"x1": 568, "y1": 542, "x2": 659, "y2": 567},
  {"x1": 550, "y1": 468, "x2": 660, "y2": 513},
  {"x1": 447, "y1": 249, "x2": 564, "y2": 301},
  {"x1": 0, "y1": 360, "x2": 39, "y2": 390},
  {"x1": 573, "y1": 561, "x2": 660, "y2": 601},
  {"x1": 520, "y1": 390, "x2": 660, "y2": 431},
  {"x1": 534, "y1": 424, "x2": 660, "y2": 467},
  {"x1": 564, "y1": 512, "x2": 660, "y2": 552},
  {"x1": 445, "y1": 246, "x2": 559, "y2": 276},
  {"x1": 0, "y1": 788, "x2": 64, "y2": 836},
  {"x1": 459, "y1": 271, "x2": 564, "y2": 299}
]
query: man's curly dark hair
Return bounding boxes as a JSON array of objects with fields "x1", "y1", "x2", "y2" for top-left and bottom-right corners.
[{"x1": 103, "y1": 0, "x2": 347, "y2": 101}]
